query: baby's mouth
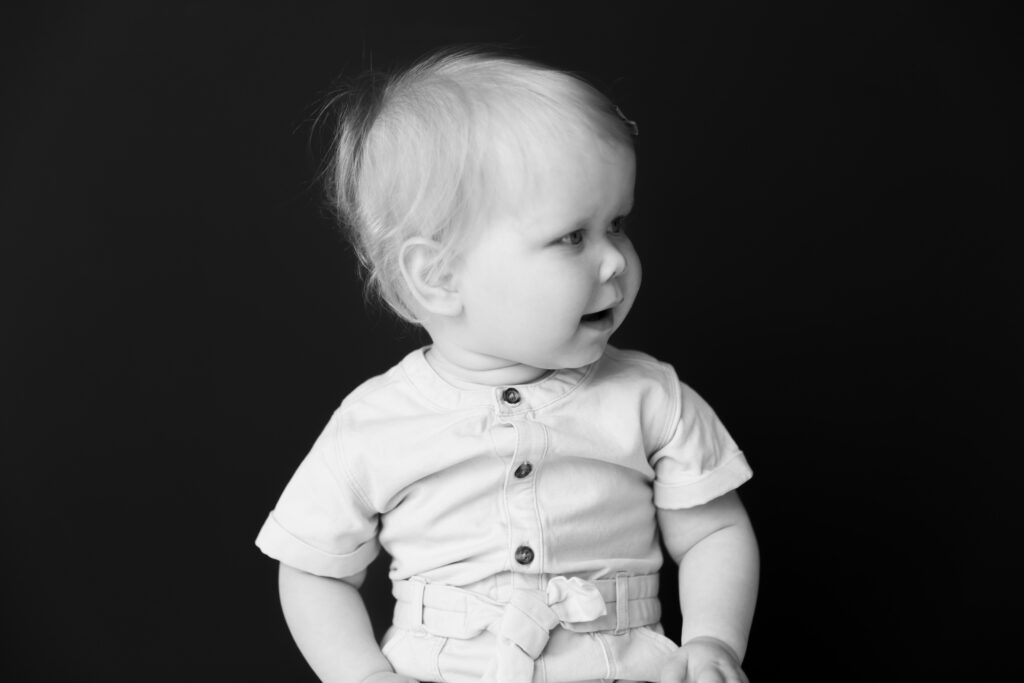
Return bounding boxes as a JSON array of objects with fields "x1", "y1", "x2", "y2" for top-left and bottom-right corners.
[{"x1": 581, "y1": 308, "x2": 613, "y2": 324}]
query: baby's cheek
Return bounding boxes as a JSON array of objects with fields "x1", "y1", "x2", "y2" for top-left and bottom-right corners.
[{"x1": 519, "y1": 277, "x2": 578, "y2": 313}]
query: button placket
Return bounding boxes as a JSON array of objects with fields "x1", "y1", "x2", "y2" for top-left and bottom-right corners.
[{"x1": 504, "y1": 416, "x2": 546, "y2": 581}]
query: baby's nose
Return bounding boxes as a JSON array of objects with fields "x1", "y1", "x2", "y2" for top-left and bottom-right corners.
[{"x1": 599, "y1": 241, "x2": 627, "y2": 282}]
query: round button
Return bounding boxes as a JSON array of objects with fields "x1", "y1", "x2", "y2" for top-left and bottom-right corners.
[
  {"x1": 514, "y1": 462, "x2": 533, "y2": 478},
  {"x1": 502, "y1": 387, "x2": 521, "y2": 405},
  {"x1": 514, "y1": 545, "x2": 534, "y2": 565}
]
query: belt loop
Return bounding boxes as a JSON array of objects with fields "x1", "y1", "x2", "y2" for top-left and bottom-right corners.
[
  {"x1": 408, "y1": 576, "x2": 427, "y2": 630},
  {"x1": 614, "y1": 572, "x2": 629, "y2": 635}
]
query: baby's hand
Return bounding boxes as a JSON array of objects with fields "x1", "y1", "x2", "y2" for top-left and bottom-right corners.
[
  {"x1": 361, "y1": 672, "x2": 419, "y2": 683},
  {"x1": 659, "y1": 636, "x2": 749, "y2": 683}
]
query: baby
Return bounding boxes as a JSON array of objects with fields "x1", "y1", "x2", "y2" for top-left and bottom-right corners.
[{"x1": 256, "y1": 48, "x2": 758, "y2": 683}]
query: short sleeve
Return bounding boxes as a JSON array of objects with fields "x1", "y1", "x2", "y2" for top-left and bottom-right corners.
[
  {"x1": 650, "y1": 381, "x2": 752, "y2": 509},
  {"x1": 254, "y1": 414, "x2": 380, "y2": 578}
]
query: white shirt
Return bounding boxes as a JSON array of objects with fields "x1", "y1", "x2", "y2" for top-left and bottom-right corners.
[{"x1": 255, "y1": 346, "x2": 752, "y2": 682}]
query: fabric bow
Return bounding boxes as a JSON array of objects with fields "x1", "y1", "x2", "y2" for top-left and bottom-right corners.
[{"x1": 479, "y1": 576, "x2": 607, "y2": 683}]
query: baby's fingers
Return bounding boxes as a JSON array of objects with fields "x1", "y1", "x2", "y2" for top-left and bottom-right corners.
[
  {"x1": 659, "y1": 650, "x2": 689, "y2": 682},
  {"x1": 660, "y1": 644, "x2": 749, "y2": 683}
]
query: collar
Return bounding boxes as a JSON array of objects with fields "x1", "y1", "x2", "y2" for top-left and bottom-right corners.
[{"x1": 399, "y1": 346, "x2": 596, "y2": 415}]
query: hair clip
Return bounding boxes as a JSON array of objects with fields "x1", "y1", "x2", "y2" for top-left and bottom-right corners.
[{"x1": 614, "y1": 105, "x2": 639, "y2": 136}]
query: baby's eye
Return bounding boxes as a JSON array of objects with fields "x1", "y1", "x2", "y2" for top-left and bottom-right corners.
[
  {"x1": 610, "y1": 215, "x2": 630, "y2": 234},
  {"x1": 559, "y1": 230, "x2": 585, "y2": 246}
]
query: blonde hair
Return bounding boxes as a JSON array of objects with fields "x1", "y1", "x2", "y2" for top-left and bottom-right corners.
[{"x1": 325, "y1": 48, "x2": 636, "y2": 321}]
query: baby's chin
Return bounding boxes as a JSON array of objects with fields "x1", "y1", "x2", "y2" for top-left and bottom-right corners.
[{"x1": 500, "y1": 327, "x2": 621, "y2": 373}]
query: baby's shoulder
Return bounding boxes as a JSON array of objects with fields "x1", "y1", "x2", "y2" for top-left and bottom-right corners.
[
  {"x1": 588, "y1": 347, "x2": 685, "y2": 451},
  {"x1": 590, "y1": 346, "x2": 683, "y2": 418},
  {"x1": 313, "y1": 356, "x2": 432, "y2": 467}
]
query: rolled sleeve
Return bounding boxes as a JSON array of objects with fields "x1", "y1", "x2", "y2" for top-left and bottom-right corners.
[
  {"x1": 254, "y1": 416, "x2": 380, "y2": 579},
  {"x1": 255, "y1": 512, "x2": 379, "y2": 578},
  {"x1": 651, "y1": 382, "x2": 752, "y2": 509}
]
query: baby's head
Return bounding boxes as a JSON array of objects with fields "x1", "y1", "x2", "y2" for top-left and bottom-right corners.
[{"x1": 328, "y1": 48, "x2": 640, "y2": 373}]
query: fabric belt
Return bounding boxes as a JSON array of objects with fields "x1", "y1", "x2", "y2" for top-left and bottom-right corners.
[{"x1": 392, "y1": 573, "x2": 661, "y2": 683}]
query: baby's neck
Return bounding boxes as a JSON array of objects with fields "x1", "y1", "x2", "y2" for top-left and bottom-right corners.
[{"x1": 425, "y1": 346, "x2": 551, "y2": 387}]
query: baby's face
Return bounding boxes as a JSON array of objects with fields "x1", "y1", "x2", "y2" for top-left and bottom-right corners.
[{"x1": 452, "y1": 139, "x2": 640, "y2": 372}]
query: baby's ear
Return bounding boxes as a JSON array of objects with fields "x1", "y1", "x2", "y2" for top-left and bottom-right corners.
[{"x1": 399, "y1": 238, "x2": 463, "y2": 317}]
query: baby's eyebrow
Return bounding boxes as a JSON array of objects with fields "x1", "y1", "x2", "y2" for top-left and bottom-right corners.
[
  {"x1": 552, "y1": 216, "x2": 590, "y2": 235},
  {"x1": 549, "y1": 202, "x2": 633, "y2": 237}
]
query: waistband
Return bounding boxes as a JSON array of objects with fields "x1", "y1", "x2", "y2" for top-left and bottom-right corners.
[{"x1": 393, "y1": 572, "x2": 661, "y2": 638}]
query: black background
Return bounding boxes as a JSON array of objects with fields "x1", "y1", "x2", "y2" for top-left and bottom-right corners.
[{"x1": 3, "y1": 2, "x2": 1019, "y2": 681}]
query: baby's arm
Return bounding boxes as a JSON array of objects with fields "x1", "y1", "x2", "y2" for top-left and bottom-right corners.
[
  {"x1": 657, "y1": 491, "x2": 759, "y2": 683},
  {"x1": 278, "y1": 563, "x2": 416, "y2": 683}
]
